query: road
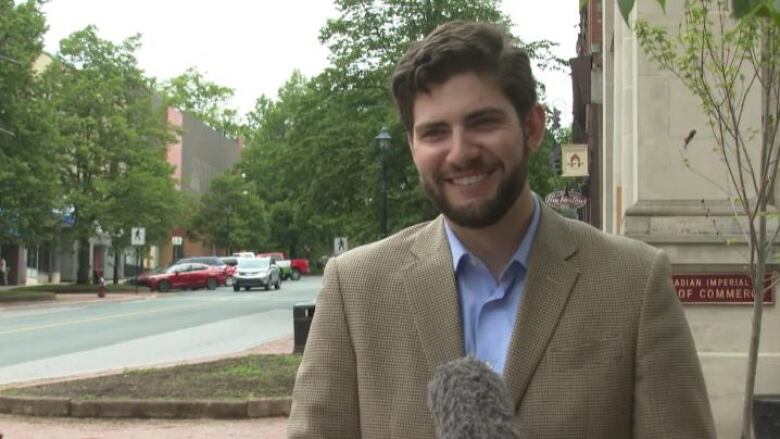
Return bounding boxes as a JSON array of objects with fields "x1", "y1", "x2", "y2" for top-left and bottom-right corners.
[{"x1": 0, "y1": 276, "x2": 321, "y2": 385}]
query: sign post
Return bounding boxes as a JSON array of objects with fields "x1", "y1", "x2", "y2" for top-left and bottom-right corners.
[
  {"x1": 171, "y1": 235, "x2": 183, "y2": 263},
  {"x1": 334, "y1": 237, "x2": 348, "y2": 256},
  {"x1": 131, "y1": 227, "x2": 145, "y2": 294}
]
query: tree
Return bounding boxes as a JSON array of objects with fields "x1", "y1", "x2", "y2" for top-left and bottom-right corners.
[
  {"x1": 633, "y1": 2, "x2": 780, "y2": 437},
  {"x1": 241, "y1": 0, "x2": 566, "y2": 257},
  {"x1": 0, "y1": 0, "x2": 61, "y2": 245},
  {"x1": 157, "y1": 67, "x2": 240, "y2": 138},
  {"x1": 41, "y1": 26, "x2": 182, "y2": 284},
  {"x1": 189, "y1": 170, "x2": 268, "y2": 255}
]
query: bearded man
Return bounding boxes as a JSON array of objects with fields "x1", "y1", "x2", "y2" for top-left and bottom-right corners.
[{"x1": 288, "y1": 21, "x2": 714, "y2": 439}]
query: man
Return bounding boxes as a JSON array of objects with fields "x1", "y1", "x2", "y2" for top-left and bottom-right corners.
[{"x1": 289, "y1": 21, "x2": 714, "y2": 438}]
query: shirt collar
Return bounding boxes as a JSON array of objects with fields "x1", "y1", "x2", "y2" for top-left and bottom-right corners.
[{"x1": 444, "y1": 194, "x2": 542, "y2": 272}]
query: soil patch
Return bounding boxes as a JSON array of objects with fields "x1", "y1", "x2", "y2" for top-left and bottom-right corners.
[{"x1": 2, "y1": 354, "x2": 302, "y2": 401}]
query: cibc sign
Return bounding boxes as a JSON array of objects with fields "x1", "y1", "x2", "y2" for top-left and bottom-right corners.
[{"x1": 673, "y1": 273, "x2": 774, "y2": 305}]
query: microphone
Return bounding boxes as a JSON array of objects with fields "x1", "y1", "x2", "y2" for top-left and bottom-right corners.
[{"x1": 427, "y1": 356, "x2": 521, "y2": 439}]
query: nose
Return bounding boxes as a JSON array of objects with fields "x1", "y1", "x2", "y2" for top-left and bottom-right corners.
[{"x1": 445, "y1": 129, "x2": 480, "y2": 167}]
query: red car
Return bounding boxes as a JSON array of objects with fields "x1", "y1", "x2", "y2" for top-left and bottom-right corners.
[{"x1": 140, "y1": 262, "x2": 229, "y2": 292}]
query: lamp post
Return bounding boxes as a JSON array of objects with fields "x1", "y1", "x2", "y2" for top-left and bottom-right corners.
[
  {"x1": 224, "y1": 206, "x2": 231, "y2": 256},
  {"x1": 375, "y1": 126, "x2": 392, "y2": 238}
]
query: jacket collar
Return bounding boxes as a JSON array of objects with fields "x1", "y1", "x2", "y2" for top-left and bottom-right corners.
[{"x1": 402, "y1": 204, "x2": 580, "y2": 395}]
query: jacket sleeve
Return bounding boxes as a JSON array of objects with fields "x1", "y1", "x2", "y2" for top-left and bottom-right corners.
[
  {"x1": 633, "y1": 250, "x2": 715, "y2": 438},
  {"x1": 287, "y1": 257, "x2": 361, "y2": 438}
]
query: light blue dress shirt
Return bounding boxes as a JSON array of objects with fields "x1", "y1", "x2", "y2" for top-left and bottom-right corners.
[{"x1": 444, "y1": 195, "x2": 541, "y2": 375}]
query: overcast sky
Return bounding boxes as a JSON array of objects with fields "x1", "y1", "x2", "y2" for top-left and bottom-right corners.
[{"x1": 41, "y1": 1, "x2": 579, "y2": 123}]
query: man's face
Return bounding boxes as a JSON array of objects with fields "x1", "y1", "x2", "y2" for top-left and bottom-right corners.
[{"x1": 408, "y1": 72, "x2": 540, "y2": 228}]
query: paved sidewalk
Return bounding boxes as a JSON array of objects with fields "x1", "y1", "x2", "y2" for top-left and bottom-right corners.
[
  {"x1": 0, "y1": 336, "x2": 295, "y2": 439},
  {"x1": 0, "y1": 414, "x2": 288, "y2": 438}
]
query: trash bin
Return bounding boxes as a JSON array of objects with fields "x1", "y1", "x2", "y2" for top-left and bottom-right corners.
[
  {"x1": 754, "y1": 394, "x2": 780, "y2": 439},
  {"x1": 293, "y1": 301, "x2": 316, "y2": 354}
]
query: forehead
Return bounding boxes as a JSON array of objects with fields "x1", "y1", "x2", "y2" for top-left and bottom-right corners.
[{"x1": 412, "y1": 72, "x2": 514, "y2": 127}]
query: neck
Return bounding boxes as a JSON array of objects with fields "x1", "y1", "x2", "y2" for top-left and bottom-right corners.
[{"x1": 447, "y1": 189, "x2": 535, "y2": 280}]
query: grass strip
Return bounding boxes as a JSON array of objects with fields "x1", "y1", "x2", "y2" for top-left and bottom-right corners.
[
  {"x1": 9, "y1": 283, "x2": 137, "y2": 294},
  {"x1": 1, "y1": 354, "x2": 302, "y2": 401},
  {"x1": 0, "y1": 290, "x2": 56, "y2": 303}
]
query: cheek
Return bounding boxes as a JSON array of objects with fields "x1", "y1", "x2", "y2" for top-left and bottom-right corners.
[{"x1": 411, "y1": 148, "x2": 444, "y2": 175}]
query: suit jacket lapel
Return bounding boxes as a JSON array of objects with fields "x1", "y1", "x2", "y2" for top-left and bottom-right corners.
[
  {"x1": 402, "y1": 216, "x2": 464, "y2": 373},
  {"x1": 503, "y1": 204, "x2": 580, "y2": 410}
]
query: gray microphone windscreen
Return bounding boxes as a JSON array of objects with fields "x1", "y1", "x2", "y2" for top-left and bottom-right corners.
[{"x1": 427, "y1": 356, "x2": 520, "y2": 439}]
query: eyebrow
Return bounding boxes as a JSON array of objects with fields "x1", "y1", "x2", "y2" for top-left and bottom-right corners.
[
  {"x1": 413, "y1": 121, "x2": 448, "y2": 137},
  {"x1": 464, "y1": 107, "x2": 509, "y2": 123}
]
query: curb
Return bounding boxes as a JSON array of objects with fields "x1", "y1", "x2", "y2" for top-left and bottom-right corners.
[{"x1": 0, "y1": 395, "x2": 291, "y2": 419}]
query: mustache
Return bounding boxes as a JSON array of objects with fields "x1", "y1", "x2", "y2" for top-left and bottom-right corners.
[{"x1": 437, "y1": 159, "x2": 499, "y2": 179}]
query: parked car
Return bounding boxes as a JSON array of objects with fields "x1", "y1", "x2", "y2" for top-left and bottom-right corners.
[
  {"x1": 256, "y1": 252, "x2": 309, "y2": 280},
  {"x1": 141, "y1": 262, "x2": 229, "y2": 292},
  {"x1": 232, "y1": 251, "x2": 256, "y2": 258},
  {"x1": 174, "y1": 255, "x2": 236, "y2": 283},
  {"x1": 232, "y1": 256, "x2": 281, "y2": 292},
  {"x1": 221, "y1": 256, "x2": 238, "y2": 266}
]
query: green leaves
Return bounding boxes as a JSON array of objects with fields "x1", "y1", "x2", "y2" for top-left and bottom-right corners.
[
  {"x1": 157, "y1": 68, "x2": 240, "y2": 138},
  {"x1": 42, "y1": 27, "x2": 184, "y2": 256},
  {"x1": 618, "y1": 0, "x2": 635, "y2": 26},
  {"x1": 0, "y1": 0, "x2": 61, "y2": 244},
  {"x1": 733, "y1": 0, "x2": 780, "y2": 25}
]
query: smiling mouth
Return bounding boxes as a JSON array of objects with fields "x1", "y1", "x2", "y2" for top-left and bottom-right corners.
[{"x1": 449, "y1": 171, "x2": 492, "y2": 186}]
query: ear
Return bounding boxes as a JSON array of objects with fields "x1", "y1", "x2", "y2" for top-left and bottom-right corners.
[{"x1": 524, "y1": 103, "x2": 546, "y2": 154}]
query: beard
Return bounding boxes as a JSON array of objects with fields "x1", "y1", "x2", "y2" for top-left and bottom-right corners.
[{"x1": 420, "y1": 152, "x2": 530, "y2": 229}]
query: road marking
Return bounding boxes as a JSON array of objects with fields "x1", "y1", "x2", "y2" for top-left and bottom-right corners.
[{"x1": 0, "y1": 298, "x2": 233, "y2": 336}]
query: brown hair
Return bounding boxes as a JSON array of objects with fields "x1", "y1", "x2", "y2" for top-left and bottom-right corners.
[{"x1": 391, "y1": 21, "x2": 537, "y2": 134}]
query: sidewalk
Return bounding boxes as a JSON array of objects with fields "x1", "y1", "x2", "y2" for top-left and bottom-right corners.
[{"x1": 0, "y1": 336, "x2": 295, "y2": 439}]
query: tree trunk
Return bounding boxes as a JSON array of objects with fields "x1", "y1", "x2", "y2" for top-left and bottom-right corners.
[
  {"x1": 76, "y1": 236, "x2": 90, "y2": 284},
  {"x1": 113, "y1": 248, "x2": 120, "y2": 285}
]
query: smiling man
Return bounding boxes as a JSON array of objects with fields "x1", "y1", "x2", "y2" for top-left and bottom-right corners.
[{"x1": 288, "y1": 22, "x2": 715, "y2": 438}]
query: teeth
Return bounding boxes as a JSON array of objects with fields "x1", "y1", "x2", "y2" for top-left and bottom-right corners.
[{"x1": 452, "y1": 173, "x2": 488, "y2": 185}]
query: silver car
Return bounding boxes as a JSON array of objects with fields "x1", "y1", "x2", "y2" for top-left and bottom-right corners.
[{"x1": 232, "y1": 256, "x2": 281, "y2": 292}]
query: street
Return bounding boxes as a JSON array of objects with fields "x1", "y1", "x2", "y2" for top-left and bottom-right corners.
[{"x1": 0, "y1": 276, "x2": 321, "y2": 385}]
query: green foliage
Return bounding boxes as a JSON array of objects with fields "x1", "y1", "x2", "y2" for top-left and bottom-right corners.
[
  {"x1": 157, "y1": 67, "x2": 240, "y2": 138},
  {"x1": 0, "y1": 0, "x2": 61, "y2": 244},
  {"x1": 189, "y1": 170, "x2": 268, "y2": 254},
  {"x1": 40, "y1": 26, "x2": 184, "y2": 280},
  {"x1": 238, "y1": 0, "x2": 566, "y2": 258},
  {"x1": 610, "y1": 0, "x2": 780, "y2": 27}
]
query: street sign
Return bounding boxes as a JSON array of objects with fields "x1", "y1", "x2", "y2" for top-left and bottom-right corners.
[
  {"x1": 131, "y1": 227, "x2": 146, "y2": 246},
  {"x1": 171, "y1": 236, "x2": 183, "y2": 246},
  {"x1": 334, "y1": 237, "x2": 348, "y2": 256}
]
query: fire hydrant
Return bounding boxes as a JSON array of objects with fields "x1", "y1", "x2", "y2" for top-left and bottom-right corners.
[{"x1": 97, "y1": 276, "x2": 107, "y2": 298}]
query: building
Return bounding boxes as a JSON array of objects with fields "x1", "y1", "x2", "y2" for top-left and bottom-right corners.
[
  {"x1": 155, "y1": 106, "x2": 243, "y2": 267},
  {"x1": 4, "y1": 54, "x2": 241, "y2": 286},
  {"x1": 579, "y1": 1, "x2": 780, "y2": 436}
]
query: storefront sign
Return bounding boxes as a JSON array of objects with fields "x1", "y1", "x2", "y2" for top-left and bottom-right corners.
[
  {"x1": 561, "y1": 143, "x2": 589, "y2": 177},
  {"x1": 673, "y1": 273, "x2": 774, "y2": 304},
  {"x1": 544, "y1": 189, "x2": 588, "y2": 209}
]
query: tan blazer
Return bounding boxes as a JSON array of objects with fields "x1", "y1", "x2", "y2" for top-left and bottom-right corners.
[{"x1": 289, "y1": 204, "x2": 715, "y2": 438}]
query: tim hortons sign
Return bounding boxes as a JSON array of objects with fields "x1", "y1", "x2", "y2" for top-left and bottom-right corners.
[{"x1": 673, "y1": 273, "x2": 774, "y2": 305}]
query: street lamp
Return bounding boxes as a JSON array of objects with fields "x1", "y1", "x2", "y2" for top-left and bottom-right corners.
[
  {"x1": 375, "y1": 126, "x2": 392, "y2": 238},
  {"x1": 224, "y1": 206, "x2": 232, "y2": 256}
]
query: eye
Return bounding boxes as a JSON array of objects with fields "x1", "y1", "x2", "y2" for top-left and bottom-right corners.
[{"x1": 420, "y1": 127, "x2": 446, "y2": 140}]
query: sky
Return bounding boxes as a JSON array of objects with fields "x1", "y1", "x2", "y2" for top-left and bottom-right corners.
[{"x1": 40, "y1": 0, "x2": 580, "y2": 124}]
